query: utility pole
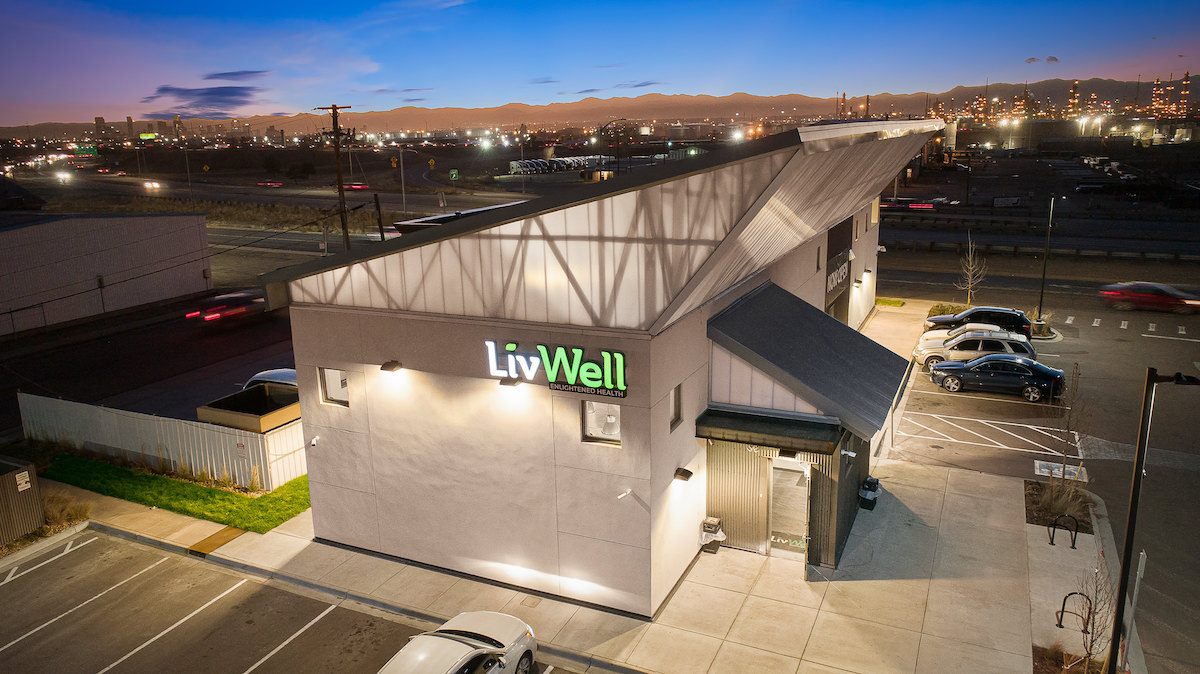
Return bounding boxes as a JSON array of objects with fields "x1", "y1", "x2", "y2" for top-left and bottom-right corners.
[
  {"x1": 315, "y1": 104, "x2": 352, "y2": 253},
  {"x1": 374, "y1": 193, "x2": 385, "y2": 241}
]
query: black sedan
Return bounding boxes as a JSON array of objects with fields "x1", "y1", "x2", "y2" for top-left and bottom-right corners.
[
  {"x1": 930, "y1": 354, "x2": 1064, "y2": 402},
  {"x1": 924, "y1": 306, "x2": 1032, "y2": 337}
]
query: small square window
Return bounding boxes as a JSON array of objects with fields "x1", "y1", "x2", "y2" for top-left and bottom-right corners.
[
  {"x1": 319, "y1": 367, "x2": 349, "y2": 406},
  {"x1": 669, "y1": 384, "x2": 682, "y2": 431},
  {"x1": 582, "y1": 401, "x2": 621, "y2": 445},
  {"x1": 816, "y1": 246, "x2": 822, "y2": 271}
]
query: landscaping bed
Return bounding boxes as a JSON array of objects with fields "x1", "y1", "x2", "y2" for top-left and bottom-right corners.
[{"x1": 1024, "y1": 478, "x2": 1094, "y2": 535}]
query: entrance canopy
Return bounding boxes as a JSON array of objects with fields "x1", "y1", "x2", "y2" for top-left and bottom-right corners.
[{"x1": 707, "y1": 282, "x2": 907, "y2": 439}]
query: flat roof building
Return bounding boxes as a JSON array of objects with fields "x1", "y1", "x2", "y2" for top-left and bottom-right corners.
[{"x1": 263, "y1": 120, "x2": 942, "y2": 616}]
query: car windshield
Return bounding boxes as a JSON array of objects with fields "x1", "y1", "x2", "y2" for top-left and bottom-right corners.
[{"x1": 432, "y1": 629, "x2": 505, "y2": 650}]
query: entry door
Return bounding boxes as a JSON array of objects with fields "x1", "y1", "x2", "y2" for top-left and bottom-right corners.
[{"x1": 706, "y1": 440, "x2": 771, "y2": 553}]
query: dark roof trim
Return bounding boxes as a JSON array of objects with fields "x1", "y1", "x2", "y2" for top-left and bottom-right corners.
[
  {"x1": 696, "y1": 406, "x2": 842, "y2": 453},
  {"x1": 707, "y1": 281, "x2": 908, "y2": 440}
]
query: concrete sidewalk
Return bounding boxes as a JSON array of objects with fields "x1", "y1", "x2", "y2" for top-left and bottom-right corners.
[{"x1": 34, "y1": 454, "x2": 1123, "y2": 674}]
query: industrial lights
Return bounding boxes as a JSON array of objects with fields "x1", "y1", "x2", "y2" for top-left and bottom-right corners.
[
  {"x1": 380, "y1": 360, "x2": 403, "y2": 372},
  {"x1": 673, "y1": 468, "x2": 693, "y2": 481}
]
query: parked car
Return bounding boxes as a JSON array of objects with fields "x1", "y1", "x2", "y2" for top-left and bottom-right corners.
[
  {"x1": 913, "y1": 330, "x2": 1035, "y2": 367},
  {"x1": 930, "y1": 354, "x2": 1064, "y2": 402},
  {"x1": 185, "y1": 290, "x2": 268, "y2": 324},
  {"x1": 918, "y1": 322, "x2": 1002, "y2": 343},
  {"x1": 242, "y1": 368, "x2": 297, "y2": 390},
  {"x1": 923, "y1": 306, "x2": 1032, "y2": 337},
  {"x1": 1098, "y1": 282, "x2": 1200, "y2": 314},
  {"x1": 377, "y1": 611, "x2": 536, "y2": 674}
]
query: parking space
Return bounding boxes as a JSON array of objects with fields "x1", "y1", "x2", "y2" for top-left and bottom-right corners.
[{"x1": 0, "y1": 532, "x2": 564, "y2": 674}]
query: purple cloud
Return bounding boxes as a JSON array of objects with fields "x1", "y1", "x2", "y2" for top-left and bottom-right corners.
[
  {"x1": 614, "y1": 80, "x2": 660, "y2": 89},
  {"x1": 530, "y1": 77, "x2": 560, "y2": 85},
  {"x1": 204, "y1": 70, "x2": 270, "y2": 81},
  {"x1": 141, "y1": 84, "x2": 261, "y2": 118}
]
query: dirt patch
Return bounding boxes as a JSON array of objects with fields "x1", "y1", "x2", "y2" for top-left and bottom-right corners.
[
  {"x1": 1033, "y1": 644, "x2": 1102, "y2": 673},
  {"x1": 1025, "y1": 479, "x2": 1094, "y2": 535}
]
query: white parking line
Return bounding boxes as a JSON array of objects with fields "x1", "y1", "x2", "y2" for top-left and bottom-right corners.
[
  {"x1": 98, "y1": 578, "x2": 248, "y2": 673},
  {"x1": 0, "y1": 558, "x2": 169, "y2": 653},
  {"x1": 903, "y1": 417, "x2": 955, "y2": 440},
  {"x1": 0, "y1": 537, "x2": 97, "y2": 587},
  {"x1": 977, "y1": 419, "x2": 1064, "y2": 456},
  {"x1": 1142, "y1": 333, "x2": 1200, "y2": 343},
  {"x1": 896, "y1": 431, "x2": 1064, "y2": 456},
  {"x1": 1092, "y1": 318, "x2": 1101, "y2": 327},
  {"x1": 1148, "y1": 323, "x2": 1157, "y2": 332},
  {"x1": 935, "y1": 416, "x2": 1006, "y2": 447},
  {"x1": 242, "y1": 604, "x2": 337, "y2": 674},
  {"x1": 1120, "y1": 321, "x2": 1128, "y2": 329},
  {"x1": 910, "y1": 388, "x2": 1070, "y2": 408},
  {"x1": 1180, "y1": 326, "x2": 1187, "y2": 335},
  {"x1": 1065, "y1": 316, "x2": 1075, "y2": 324}
]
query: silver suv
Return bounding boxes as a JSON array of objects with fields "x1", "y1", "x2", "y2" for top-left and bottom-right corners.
[{"x1": 913, "y1": 330, "x2": 1035, "y2": 368}]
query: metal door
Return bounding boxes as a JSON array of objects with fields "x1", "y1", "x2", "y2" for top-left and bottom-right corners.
[{"x1": 706, "y1": 440, "x2": 772, "y2": 553}]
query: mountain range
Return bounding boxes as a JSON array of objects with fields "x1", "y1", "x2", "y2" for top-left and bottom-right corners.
[{"x1": 3, "y1": 77, "x2": 1179, "y2": 139}]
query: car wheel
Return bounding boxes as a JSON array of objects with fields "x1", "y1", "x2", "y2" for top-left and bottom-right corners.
[
  {"x1": 941, "y1": 376, "x2": 962, "y2": 392},
  {"x1": 925, "y1": 356, "x2": 943, "y2": 368},
  {"x1": 516, "y1": 652, "x2": 533, "y2": 674},
  {"x1": 1022, "y1": 385, "x2": 1043, "y2": 402},
  {"x1": 1113, "y1": 300, "x2": 1133, "y2": 311}
]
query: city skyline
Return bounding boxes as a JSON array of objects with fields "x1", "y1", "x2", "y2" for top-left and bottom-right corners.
[{"x1": 2, "y1": 0, "x2": 1198, "y2": 127}]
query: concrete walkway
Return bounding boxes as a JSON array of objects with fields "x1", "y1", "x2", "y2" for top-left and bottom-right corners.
[{"x1": 34, "y1": 455, "x2": 1119, "y2": 673}]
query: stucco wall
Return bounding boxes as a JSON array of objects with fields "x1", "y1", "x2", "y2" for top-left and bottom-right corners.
[{"x1": 293, "y1": 305, "x2": 662, "y2": 614}]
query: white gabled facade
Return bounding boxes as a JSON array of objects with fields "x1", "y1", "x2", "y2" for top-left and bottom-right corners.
[{"x1": 277, "y1": 121, "x2": 942, "y2": 616}]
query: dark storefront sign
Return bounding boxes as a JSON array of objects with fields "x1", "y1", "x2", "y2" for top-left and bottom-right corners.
[
  {"x1": 824, "y1": 217, "x2": 854, "y2": 322},
  {"x1": 824, "y1": 249, "x2": 850, "y2": 303}
]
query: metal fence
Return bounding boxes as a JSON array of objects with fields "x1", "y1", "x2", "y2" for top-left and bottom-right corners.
[
  {"x1": 17, "y1": 393, "x2": 306, "y2": 491},
  {"x1": 0, "y1": 455, "x2": 45, "y2": 546}
]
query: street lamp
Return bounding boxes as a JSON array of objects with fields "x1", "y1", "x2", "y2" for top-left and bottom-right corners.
[
  {"x1": 1106, "y1": 368, "x2": 1200, "y2": 673},
  {"x1": 1034, "y1": 195, "x2": 1064, "y2": 322}
]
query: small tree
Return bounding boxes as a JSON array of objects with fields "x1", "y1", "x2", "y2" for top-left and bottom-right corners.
[
  {"x1": 955, "y1": 233, "x2": 987, "y2": 306},
  {"x1": 1070, "y1": 565, "x2": 1115, "y2": 673}
]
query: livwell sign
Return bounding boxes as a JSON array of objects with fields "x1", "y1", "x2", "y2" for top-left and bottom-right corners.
[{"x1": 485, "y1": 341, "x2": 627, "y2": 397}]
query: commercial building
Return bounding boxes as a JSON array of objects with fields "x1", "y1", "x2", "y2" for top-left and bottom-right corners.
[
  {"x1": 1, "y1": 213, "x2": 210, "y2": 336},
  {"x1": 263, "y1": 120, "x2": 942, "y2": 616}
]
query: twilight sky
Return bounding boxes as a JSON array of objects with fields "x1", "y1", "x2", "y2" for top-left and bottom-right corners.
[{"x1": 2, "y1": 0, "x2": 1197, "y2": 126}]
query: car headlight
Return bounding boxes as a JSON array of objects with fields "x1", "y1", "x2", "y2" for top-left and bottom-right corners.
[{"x1": 1185, "y1": 299, "x2": 1200, "y2": 306}]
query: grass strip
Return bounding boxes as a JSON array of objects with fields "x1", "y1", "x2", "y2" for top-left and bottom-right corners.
[
  {"x1": 874, "y1": 297, "x2": 905, "y2": 307},
  {"x1": 44, "y1": 454, "x2": 309, "y2": 534}
]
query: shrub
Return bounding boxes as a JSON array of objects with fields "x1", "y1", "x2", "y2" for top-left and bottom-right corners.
[
  {"x1": 42, "y1": 489, "x2": 92, "y2": 526},
  {"x1": 927, "y1": 303, "x2": 967, "y2": 318}
]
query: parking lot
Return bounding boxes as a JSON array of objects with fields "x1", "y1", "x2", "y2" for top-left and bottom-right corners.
[{"x1": 0, "y1": 532, "x2": 561, "y2": 674}]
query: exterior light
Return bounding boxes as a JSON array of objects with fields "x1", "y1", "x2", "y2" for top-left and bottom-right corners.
[
  {"x1": 616, "y1": 488, "x2": 632, "y2": 500},
  {"x1": 601, "y1": 414, "x2": 619, "y2": 435},
  {"x1": 674, "y1": 468, "x2": 693, "y2": 481},
  {"x1": 864, "y1": 268, "x2": 873, "y2": 274},
  {"x1": 499, "y1": 377, "x2": 520, "y2": 386},
  {"x1": 853, "y1": 278, "x2": 863, "y2": 287},
  {"x1": 380, "y1": 360, "x2": 403, "y2": 372}
]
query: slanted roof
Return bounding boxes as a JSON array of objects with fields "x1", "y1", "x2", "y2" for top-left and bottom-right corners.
[
  {"x1": 707, "y1": 282, "x2": 908, "y2": 439},
  {"x1": 266, "y1": 120, "x2": 942, "y2": 334}
]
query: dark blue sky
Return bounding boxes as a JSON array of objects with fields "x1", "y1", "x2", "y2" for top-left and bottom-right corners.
[{"x1": 2, "y1": 0, "x2": 1197, "y2": 125}]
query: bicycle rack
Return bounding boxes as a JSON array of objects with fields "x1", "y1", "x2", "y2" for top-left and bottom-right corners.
[
  {"x1": 1048, "y1": 514, "x2": 1079, "y2": 549},
  {"x1": 1056, "y1": 591, "x2": 1093, "y2": 633}
]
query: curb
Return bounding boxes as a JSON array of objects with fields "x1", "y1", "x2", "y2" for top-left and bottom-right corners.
[
  {"x1": 82, "y1": 522, "x2": 651, "y2": 674},
  {"x1": 0, "y1": 521, "x2": 90, "y2": 567}
]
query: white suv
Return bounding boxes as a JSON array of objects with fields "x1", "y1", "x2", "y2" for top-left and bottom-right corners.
[{"x1": 913, "y1": 330, "x2": 1036, "y2": 368}]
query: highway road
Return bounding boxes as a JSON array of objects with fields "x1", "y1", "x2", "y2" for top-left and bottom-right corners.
[{"x1": 879, "y1": 266, "x2": 1200, "y2": 674}]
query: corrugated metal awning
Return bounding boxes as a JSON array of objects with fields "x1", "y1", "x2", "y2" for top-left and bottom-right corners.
[
  {"x1": 696, "y1": 407, "x2": 842, "y2": 454},
  {"x1": 707, "y1": 282, "x2": 908, "y2": 440}
]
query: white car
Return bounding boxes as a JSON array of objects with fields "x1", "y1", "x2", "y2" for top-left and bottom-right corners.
[
  {"x1": 378, "y1": 611, "x2": 536, "y2": 674},
  {"x1": 913, "y1": 329, "x2": 1035, "y2": 368},
  {"x1": 917, "y1": 322, "x2": 1002, "y2": 343}
]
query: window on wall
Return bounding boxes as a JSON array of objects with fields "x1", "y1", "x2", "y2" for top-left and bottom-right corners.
[
  {"x1": 319, "y1": 367, "x2": 349, "y2": 406},
  {"x1": 582, "y1": 400, "x2": 621, "y2": 445},
  {"x1": 669, "y1": 384, "x2": 682, "y2": 431},
  {"x1": 816, "y1": 246, "x2": 821, "y2": 271}
]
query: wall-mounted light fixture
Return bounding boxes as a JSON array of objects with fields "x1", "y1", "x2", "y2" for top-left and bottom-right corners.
[
  {"x1": 864, "y1": 268, "x2": 873, "y2": 274},
  {"x1": 380, "y1": 360, "x2": 403, "y2": 372},
  {"x1": 878, "y1": 245, "x2": 887, "y2": 253},
  {"x1": 616, "y1": 488, "x2": 632, "y2": 500},
  {"x1": 674, "y1": 467, "x2": 693, "y2": 481},
  {"x1": 310, "y1": 436, "x2": 320, "y2": 447},
  {"x1": 853, "y1": 278, "x2": 863, "y2": 288},
  {"x1": 601, "y1": 414, "x2": 620, "y2": 435},
  {"x1": 841, "y1": 448, "x2": 857, "y2": 458},
  {"x1": 499, "y1": 376, "x2": 520, "y2": 386}
]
